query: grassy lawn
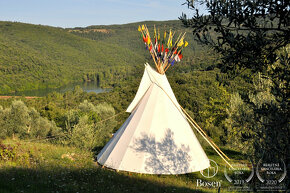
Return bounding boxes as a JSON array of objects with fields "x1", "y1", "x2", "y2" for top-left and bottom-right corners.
[{"x1": 0, "y1": 139, "x2": 246, "y2": 193}]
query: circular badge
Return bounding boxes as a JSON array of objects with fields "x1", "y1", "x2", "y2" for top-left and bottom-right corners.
[
  {"x1": 255, "y1": 158, "x2": 287, "y2": 191},
  {"x1": 200, "y1": 159, "x2": 218, "y2": 178},
  {"x1": 224, "y1": 159, "x2": 254, "y2": 191}
]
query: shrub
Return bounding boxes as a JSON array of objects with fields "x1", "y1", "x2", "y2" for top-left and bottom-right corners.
[
  {"x1": 28, "y1": 108, "x2": 60, "y2": 138},
  {"x1": 70, "y1": 115, "x2": 97, "y2": 150},
  {"x1": 6, "y1": 100, "x2": 30, "y2": 138},
  {"x1": 0, "y1": 142, "x2": 16, "y2": 161},
  {"x1": 66, "y1": 101, "x2": 117, "y2": 149},
  {"x1": 94, "y1": 103, "x2": 117, "y2": 148},
  {"x1": 0, "y1": 101, "x2": 60, "y2": 140},
  {"x1": 78, "y1": 100, "x2": 96, "y2": 113},
  {"x1": 95, "y1": 102, "x2": 115, "y2": 119}
]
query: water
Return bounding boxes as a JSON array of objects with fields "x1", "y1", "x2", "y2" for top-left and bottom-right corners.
[{"x1": 2, "y1": 82, "x2": 109, "y2": 97}]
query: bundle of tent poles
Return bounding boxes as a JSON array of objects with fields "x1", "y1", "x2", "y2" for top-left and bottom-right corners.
[{"x1": 138, "y1": 24, "x2": 188, "y2": 74}]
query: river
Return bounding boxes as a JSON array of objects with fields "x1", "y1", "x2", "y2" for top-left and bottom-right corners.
[{"x1": 2, "y1": 82, "x2": 109, "y2": 97}]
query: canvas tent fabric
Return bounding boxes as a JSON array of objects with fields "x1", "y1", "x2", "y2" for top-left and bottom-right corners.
[{"x1": 97, "y1": 63, "x2": 210, "y2": 174}]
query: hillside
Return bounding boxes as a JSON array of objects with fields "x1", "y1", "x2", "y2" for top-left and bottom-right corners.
[
  {"x1": 0, "y1": 21, "x2": 144, "y2": 94},
  {"x1": 69, "y1": 20, "x2": 217, "y2": 72},
  {"x1": 0, "y1": 20, "x2": 220, "y2": 95}
]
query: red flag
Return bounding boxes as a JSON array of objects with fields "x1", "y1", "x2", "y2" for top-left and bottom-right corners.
[
  {"x1": 161, "y1": 44, "x2": 164, "y2": 52},
  {"x1": 158, "y1": 44, "x2": 160, "y2": 52},
  {"x1": 178, "y1": 54, "x2": 183, "y2": 60},
  {"x1": 149, "y1": 45, "x2": 152, "y2": 51},
  {"x1": 165, "y1": 48, "x2": 169, "y2": 53},
  {"x1": 143, "y1": 35, "x2": 148, "y2": 43}
]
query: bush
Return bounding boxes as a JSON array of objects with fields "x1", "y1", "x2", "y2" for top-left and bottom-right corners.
[
  {"x1": 64, "y1": 101, "x2": 117, "y2": 149},
  {"x1": 78, "y1": 100, "x2": 96, "y2": 113},
  {"x1": 70, "y1": 115, "x2": 97, "y2": 150},
  {"x1": 0, "y1": 100, "x2": 60, "y2": 139},
  {"x1": 0, "y1": 142, "x2": 16, "y2": 161},
  {"x1": 29, "y1": 108, "x2": 60, "y2": 138},
  {"x1": 0, "y1": 106, "x2": 8, "y2": 139},
  {"x1": 94, "y1": 103, "x2": 117, "y2": 148},
  {"x1": 95, "y1": 103, "x2": 115, "y2": 119},
  {"x1": 6, "y1": 100, "x2": 30, "y2": 138}
]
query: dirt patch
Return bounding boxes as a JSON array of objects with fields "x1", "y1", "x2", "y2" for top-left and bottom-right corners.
[
  {"x1": 0, "y1": 96, "x2": 41, "y2": 99},
  {"x1": 68, "y1": 29, "x2": 111, "y2": 34}
]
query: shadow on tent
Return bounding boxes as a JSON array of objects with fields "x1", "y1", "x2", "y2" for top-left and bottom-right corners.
[{"x1": 132, "y1": 128, "x2": 191, "y2": 174}]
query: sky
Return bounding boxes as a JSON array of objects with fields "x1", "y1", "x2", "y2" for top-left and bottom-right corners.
[{"x1": 0, "y1": 0, "x2": 205, "y2": 28}]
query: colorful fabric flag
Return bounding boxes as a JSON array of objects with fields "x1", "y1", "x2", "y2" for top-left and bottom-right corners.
[
  {"x1": 147, "y1": 38, "x2": 151, "y2": 45},
  {"x1": 167, "y1": 30, "x2": 172, "y2": 48},
  {"x1": 177, "y1": 38, "x2": 184, "y2": 47},
  {"x1": 174, "y1": 54, "x2": 181, "y2": 62},
  {"x1": 137, "y1": 24, "x2": 188, "y2": 72}
]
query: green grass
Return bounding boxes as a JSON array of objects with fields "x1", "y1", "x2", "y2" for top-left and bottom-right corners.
[{"x1": 0, "y1": 139, "x2": 247, "y2": 193}]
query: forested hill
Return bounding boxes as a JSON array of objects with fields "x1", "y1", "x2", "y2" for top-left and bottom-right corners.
[
  {"x1": 0, "y1": 21, "x2": 144, "y2": 94},
  {"x1": 68, "y1": 20, "x2": 215, "y2": 72},
  {"x1": 0, "y1": 20, "x2": 217, "y2": 95}
]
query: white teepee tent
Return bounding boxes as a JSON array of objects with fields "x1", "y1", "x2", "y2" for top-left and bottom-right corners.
[{"x1": 97, "y1": 63, "x2": 210, "y2": 174}]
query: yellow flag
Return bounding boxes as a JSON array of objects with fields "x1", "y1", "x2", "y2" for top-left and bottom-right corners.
[
  {"x1": 148, "y1": 38, "x2": 151, "y2": 45},
  {"x1": 158, "y1": 29, "x2": 160, "y2": 41},
  {"x1": 138, "y1": 26, "x2": 141, "y2": 32},
  {"x1": 141, "y1": 25, "x2": 145, "y2": 31},
  {"x1": 164, "y1": 31, "x2": 166, "y2": 39},
  {"x1": 167, "y1": 30, "x2": 172, "y2": 47},
  {"x1": 177, "y1": 38, "x2": 184, "y2": 47},
  {"x1": 184, "y1": 41, "x2": 188, "y2": 47},
  {"x1": 154, "y1": 25, "x2": 157, "y2": 39}
]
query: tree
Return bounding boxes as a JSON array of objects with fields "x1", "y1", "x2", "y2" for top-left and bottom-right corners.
[
  {"x1": 0, "y1": 101, "x2": 60, "y2": 139},
  {"x1": 70, "y1": 115, "x2": 97, "y2": 150},
  {"x1": 180, "y1": 0, "x2": 289, "y2": 74},
  {"x1": 181, "y1": 0, "x2": 289, "y2": 163},
  {"x1": 7, "y1": 100, "x2": 30, "y2": 138}
]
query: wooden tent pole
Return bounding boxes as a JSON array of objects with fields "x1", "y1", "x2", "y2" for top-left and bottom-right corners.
[
  {"x1": 181, "y1": 107, "x2": 231, "y2": 161},
  {"x1": 184, "y1": 113, "x2": 233, "y2": 168},
  {"x1": 144, "y1": 24, "x2": 161, "y2": 73},
  {"x1": 164, "y1": 62, "x2": 171, "y2": 73},
  {"x1": 140, "y1": 25, "x2": 159, "y2": 71},
  {"x1": 146, "y1": 69, "x2": 233, "y2": 168}
]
